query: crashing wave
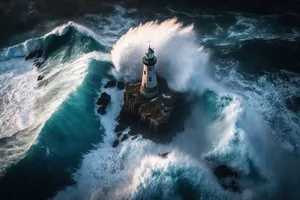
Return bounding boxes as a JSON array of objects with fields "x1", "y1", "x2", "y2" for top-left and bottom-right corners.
[{"x1": 0, "y1": 22, "x2": 108, "y2": 175}]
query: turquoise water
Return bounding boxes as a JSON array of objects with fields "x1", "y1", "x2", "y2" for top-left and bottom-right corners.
[
  {"x1": 0, "y1": 9, "x2": 300, "y2": 200},
  {"x1": 0, "y1": 28, "x2": 113, "y2": 197}
]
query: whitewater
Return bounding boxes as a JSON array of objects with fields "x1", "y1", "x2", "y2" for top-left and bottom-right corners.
[{"x1": 0, "y1": 5, "x2": 300, "y2": 200}]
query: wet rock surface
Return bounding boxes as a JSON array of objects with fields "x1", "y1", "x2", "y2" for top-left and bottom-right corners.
[
  {"x1": 112, "y1": 139, "x2": 119, "y2": 148},
  {"x1": 116, "y1": 77, "x2": 189, "y2": 143},
  {"x1": 97, "y1": 106, "x2": 107, "y2": 115},
  {"x1": 213, "y1": 165, "x2": 242, "y2": 193},
  {"x1": 96, "y1": 92, "x2": 111, "y2": 115},
  {"x1": 99, "y1": 79, "x2": 244, "y2": 193},
  {"x1": 116, "y1": 81, "x2": 125, "y2": 90},
  {"x1": 37, "y1": 74, "x2": 44, "y2": 81},
  {"x1": 96, "y1": 92, "x2": 111, "y2": 106},
  {"x1": 104, "y1": 80, "x2": 116, "y2": 88},
  {"x1": 158, "y1": 151, "x2": 171, "y2": 159},
  {"x1": 121, "y1": 134, "x2": 128, "y2": 142}
]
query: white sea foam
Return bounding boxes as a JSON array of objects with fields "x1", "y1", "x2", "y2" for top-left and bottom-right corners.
[
  {"x1": 55, "y1": 18, "x2": 260, "y2": 200},
  {"x1": 0, "y1": 59, "x2": 38, "y2": 138},
  {"x1": 212, "y1": 60, "x2": 300, "y2": 198},
  {"x1": 55, "y1": 94, "x2": 243, "y2": 199},
  {"x1": 61, "y1": 15, "x2": 300, "y2": 200},
  {"x1": 111, "y1": 18, "x2": 218, "y2": 93},
  {"x1": 0, "y1": 31, "x2": 109, "y2": 174}
]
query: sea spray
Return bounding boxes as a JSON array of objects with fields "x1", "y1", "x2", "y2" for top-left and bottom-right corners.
[
  {"x1": 215, "y1": 62, "x2": 300, "y2": 198},
  {"x1": 111, "y1": 18, "x2": 217, "y2": 93}
]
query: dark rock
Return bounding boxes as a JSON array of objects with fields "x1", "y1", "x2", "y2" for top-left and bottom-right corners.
[
  {"x1": 116, "y1": 132, "x2": 122, "y2": 137},
  {"x1": 114, "y1": 123, "x2": 128, "y2": 133},
  {"x1": 104, "y1": 80, "x2": 116, "y2": 88},
  {"x1": 128, "y1": 129, "x2": 138, "y2": 136},
  {"x1": 121, "y1": 134, "x2": 128, "y2": 142},
  {"x1": 97, "y1": 106, "x2": 106, "y2": 115},
  {"x1": 117, "y1": 81, "x2": 125, "y2": 90},
  {"x1": 213, "y1": 165, "x2": 238, "y2": 179},
  {"x1": 117, "y1": 76, "x2": 189, "y2": 142},
  {"x1": 158, "y1": 151, "x2": 171, "y2": 159},
  {"x1": 112, "y1": 139, "x2": 119, "y2": 148},
  {"x1": 131, "y1": 135, "x2": 138, "y2": 140},
  {"x1": 25, "y1": 49, "x2": 44, "y2": 60},
  {"x1": 37, "y1": 74, "x2": 44, "y2": 81},
  {"x1": 96, "y1": 92, "x2": 111, "y2": 107},
  {"x1": 34, "y1": 61, "x2": 44, "y2": 68},
  {"x1": 213, "y1": 165, "x2": 242, "y2": 193}
]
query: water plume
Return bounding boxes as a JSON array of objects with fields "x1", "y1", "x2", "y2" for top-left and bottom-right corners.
[{"x1": 111, "y1": 18, "x2": 213, "y2": 93}]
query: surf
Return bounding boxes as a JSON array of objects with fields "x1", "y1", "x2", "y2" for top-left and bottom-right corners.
[
  {"x1": 56, "y1": 17, "x2": 300, "y2": 200},
  {"x1": 0, "y1": 22, "x2": 108, "y2": 175}
]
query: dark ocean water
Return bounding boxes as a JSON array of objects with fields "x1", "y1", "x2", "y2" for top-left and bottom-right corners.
[{"x1": 0, "y1": 1, "x2": 300, "y2": 200}]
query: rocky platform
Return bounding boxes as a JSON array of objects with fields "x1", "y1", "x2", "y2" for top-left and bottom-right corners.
[
  {"x1": 115, "y1": 77, "x2": 189, "y2": 143},
  {"x1": 95, "y1": 78, "x2": 245, "y2": 193}
]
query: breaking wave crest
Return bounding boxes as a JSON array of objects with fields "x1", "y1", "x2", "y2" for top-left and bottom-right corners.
[
  {"x1": 0, "y1": 22, "x2": 108, "y2": 175},
  {"x1": 111, "y1": 18, "x2": 218, "y2": 93}
]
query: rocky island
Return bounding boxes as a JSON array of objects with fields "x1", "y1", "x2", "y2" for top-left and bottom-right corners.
[
  {"x1": 23, "y1": 45, "x2": 245, "y2": 194},
  {"x1": 116, "y1": 76, "x2": 188, "y2": 143},
  {"x1": 96, "y1": 46, "x2": 189, "y2": 145},
  {"x1": 94, "y1": 46, "x2": 244, "y2": 193}
]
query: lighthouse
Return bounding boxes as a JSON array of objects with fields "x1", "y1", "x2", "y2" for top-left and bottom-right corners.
[{"x1": 140, "y1": 46, "x2": 159, "y2": 98}]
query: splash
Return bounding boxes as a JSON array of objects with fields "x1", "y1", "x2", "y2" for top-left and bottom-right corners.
[{"x1": 111, "y1": 18, "x2": 216, "y2": 93}]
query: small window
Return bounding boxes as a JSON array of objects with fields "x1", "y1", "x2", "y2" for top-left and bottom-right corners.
[
  {"x1": 144, "y1": 70, "x2": 146, "y2": 75},
  {"x1": 149, "y1": 67, "x2": 151, "y2": 71},
  {"x1": 149, "y1": 77, "x2": 152, "y2": 82}
]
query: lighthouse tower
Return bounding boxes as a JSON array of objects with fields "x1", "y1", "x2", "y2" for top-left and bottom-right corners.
[{"x1": 140, "y1": 46, "x2": 159, "y2": 98}]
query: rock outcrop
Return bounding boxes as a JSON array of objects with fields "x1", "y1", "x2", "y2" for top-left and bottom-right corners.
[
  {"x1": 96, "y1": 92, "x2": 111, "y2": 115},
  {"x1": 104, "y1": 80, "x2": 116, "y2": 88},
  {"x1": 112, "y1": 139, "x2": 119, "y2": 148},
  {"x1": 213, "y1": 165, "x2": 242, "y2": 193},
  {"x1": 103, "y1": 80, "x2": 125, "y2": 90},
  {"x1": 116, "y1": 77, "x2": 189, "y2": 142},
  {"x1": 117, "y1": 82, "x2": 125, "y2": 90},
  {"x1": 158, "y1": 151, "x2": 171, "y2": 159}
]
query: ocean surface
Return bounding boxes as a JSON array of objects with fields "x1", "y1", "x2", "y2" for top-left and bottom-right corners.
[{"x1": 0, "y1": 2, "x2": 300, "y2": 200}]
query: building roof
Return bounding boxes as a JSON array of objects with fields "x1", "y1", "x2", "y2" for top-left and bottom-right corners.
[{"x1": 147, "y1": 46, "x2": 154, "y2": 54}]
